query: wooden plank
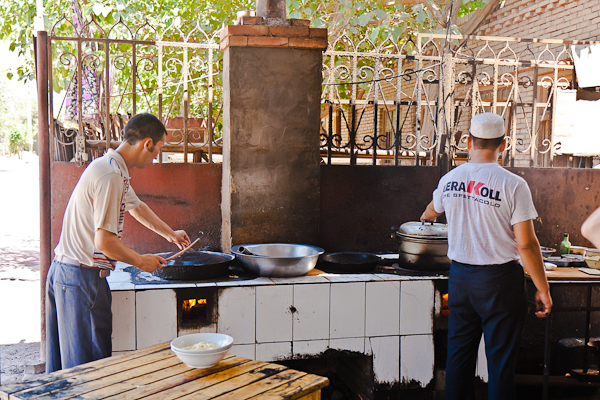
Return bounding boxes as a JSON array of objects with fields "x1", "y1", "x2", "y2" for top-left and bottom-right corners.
[
  {"x1": 176, "y1": 363, "x2": 290, "y2": 400},
  {"x1": 13, "y1": 350, "x2": 178, "y2": 400},
  {"x1": 98, "y1": 356, "x2": 249, "y2": 400},
  {"x1": 297, "y1": 392, "x2": 320, "y2": 400},
  {"x1": 233, "y1": 373, "x2": 328, "y2": 400},
  {"x1": 0, "y1": 342, "x2": 171, "y2": 398},
  {"x1": 23, "y1": 354, "x2": 181, "y2": 400},
  {"x1": 210, "y1": 370, "x2": 307, "y2": 400},
  {"x1": 139, "y1": 360, "x2": 279, "y2": 400}
]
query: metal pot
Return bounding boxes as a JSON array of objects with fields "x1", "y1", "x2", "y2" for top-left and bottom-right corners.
[{"x1": 395, "y1": 222, "x2": 450, "y2": 271}]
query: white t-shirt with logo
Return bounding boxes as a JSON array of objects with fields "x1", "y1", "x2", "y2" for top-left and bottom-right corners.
[
  {"x1": 432, "y1": 162, "x2": 538, "y2": 265},
  {"x1": 54, "y1": 149, "x2": 141, "y2": 269}
]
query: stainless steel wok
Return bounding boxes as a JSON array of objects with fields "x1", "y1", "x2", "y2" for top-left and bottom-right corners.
[{"x1": 231, "y1": 243, "x2": 324, "y2": 277}]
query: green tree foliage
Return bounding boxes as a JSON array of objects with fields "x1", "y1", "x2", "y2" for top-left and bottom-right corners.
[
  {"x1": 0, "y1": 76, "x2": 37, "y2": 154},
  {"x1": 9, "y1": 129, "x2": 25, "y2": 157},
  {"x1": 0, "y1": 0, "x2": 256, "y2": 83},
  {"x1": 0, "y1": 0, "x2": 486, "y2": 84}
]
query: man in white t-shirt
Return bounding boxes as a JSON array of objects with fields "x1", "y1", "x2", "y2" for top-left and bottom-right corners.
[
  {"x1": 46, "y1": 113, "x2": 191, "y2": 373},
  {"x1": 421, "y1": 112, "x2": 552, "y2": 400}
]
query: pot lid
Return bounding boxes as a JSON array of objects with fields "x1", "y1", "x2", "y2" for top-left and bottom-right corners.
[{"x1": 397, "y1": 221, "x2": 448, "y2": 239}]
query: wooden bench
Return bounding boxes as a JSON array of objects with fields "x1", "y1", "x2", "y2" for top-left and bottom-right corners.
[{"x1": 0, "y1": 342, "x2": 328, "y2": 400}]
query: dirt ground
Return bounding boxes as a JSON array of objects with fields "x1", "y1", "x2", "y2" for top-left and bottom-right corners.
[{"x1": 0, "y1": 152, "x2": 42, "y2": 385}]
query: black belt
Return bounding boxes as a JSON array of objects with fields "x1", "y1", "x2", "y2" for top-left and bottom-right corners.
[{"x1": 54, "y1": 255, "x2": 111, "y2": 278}]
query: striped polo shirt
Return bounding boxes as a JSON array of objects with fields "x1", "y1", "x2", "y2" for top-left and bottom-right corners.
[{"x1": 54, "y1": 149, "x2": 140, "y2": 270}]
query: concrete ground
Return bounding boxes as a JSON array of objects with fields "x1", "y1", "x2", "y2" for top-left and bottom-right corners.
[{"x1": 0, "y1": 152, "x2": 42, "y2": 385}]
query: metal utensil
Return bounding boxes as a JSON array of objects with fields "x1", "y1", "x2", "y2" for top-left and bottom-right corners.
[
  {"x1": 165, "y1": 238, "x2": 201, "y2": 261},
  {"x1": 237, "y1": 246, "x2": 256, "y2": 256}
]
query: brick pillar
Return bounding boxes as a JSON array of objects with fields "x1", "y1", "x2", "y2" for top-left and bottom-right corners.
[{"x1": 220, "y1": 17, "x2": 328, "y2": 251}]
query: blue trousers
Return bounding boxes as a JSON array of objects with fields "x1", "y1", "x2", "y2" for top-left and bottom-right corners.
[
  {"x1": 445, "y1": 260, "x2": 526, "y2": 400},
  {"x1": 45, "y1": 260, "x2": 112, "y2": 373}
]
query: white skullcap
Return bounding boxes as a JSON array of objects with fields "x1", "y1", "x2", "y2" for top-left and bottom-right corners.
[{"x1": 470, "y1": 112, "x2": 505, "y2": 139}]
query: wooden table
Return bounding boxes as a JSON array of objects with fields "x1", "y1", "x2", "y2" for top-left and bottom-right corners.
[
  {"x1": 542, "y1": 266, "x2": 600, "y2": 281},
  {"x1": 0, "y1": 342, "x2": 328, "y2": 400}
]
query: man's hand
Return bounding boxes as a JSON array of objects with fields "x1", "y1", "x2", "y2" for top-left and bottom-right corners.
[
  {"x1": 169, "y1": 230, "x2": 191, "y2": 250},
  {"x1": 129, "y1": 202, "x2": 191, "y2": 249},
  {"x1": 421, "y1": 200, "x2": 443, "y2": 222},
  {"x1": 95, "y1": 228, "x2": 166, "y2": 273},
  {"x1": 138, "y1": 254, "x2": 167, "y2": 273},
  {"x1": 535, "y1": 289, "x2": 552, "y2": 318}
]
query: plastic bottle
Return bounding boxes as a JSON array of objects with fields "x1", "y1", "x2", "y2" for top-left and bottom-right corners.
[{"x1": 560, "y1": 233, "x2": 571, "y2": 255}]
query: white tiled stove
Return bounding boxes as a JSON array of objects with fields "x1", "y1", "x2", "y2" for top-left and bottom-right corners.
[{"x1": 108, "y1": 262, "x2": 445, "y2": 387}]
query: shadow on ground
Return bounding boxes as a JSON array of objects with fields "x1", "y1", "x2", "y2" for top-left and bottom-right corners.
[{"x1": 0, "y1": 342, "x2": 41, "y2": 386}]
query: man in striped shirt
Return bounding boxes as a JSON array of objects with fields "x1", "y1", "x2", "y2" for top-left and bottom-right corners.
[{"x1": 46, "y1": 113, "x2": 191, "y2": 372}]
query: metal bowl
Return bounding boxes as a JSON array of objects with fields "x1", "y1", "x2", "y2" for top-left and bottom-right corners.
[
  {"x1": 540, "y1": 247, "x2": 556, "y2": 258},
  {"x1": 231, "y1": 243, "x2": 324, "y2": 277}
]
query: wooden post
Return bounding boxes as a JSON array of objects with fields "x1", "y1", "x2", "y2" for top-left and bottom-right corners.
[{"x1": 36, "y1": 30, "x2": 51, "y2": 360}]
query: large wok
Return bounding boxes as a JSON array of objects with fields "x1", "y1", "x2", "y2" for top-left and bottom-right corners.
[
  {"x1": 153, "y1": 251, "x2": 235, "y2": 280},
  {"x1": 319, "y1": 252, "x2": 380, "y2": 273}
]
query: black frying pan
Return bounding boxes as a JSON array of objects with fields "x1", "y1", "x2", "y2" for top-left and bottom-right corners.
[
  {"x1": 319, "y1": 252, "x2": 380, "y2": 273},
  {"x1": 153, "y1": 251, "x2": 235, "y2": 280}
]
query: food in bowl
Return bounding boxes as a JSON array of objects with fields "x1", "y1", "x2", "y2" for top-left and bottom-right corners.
[
  {"x1": 585, "y1": 248, "x2": 600, "y2": 258},
  {"x1": 562, "y1": 254, "x2": 585, "y2": 262},
  {"x1": 170, "y1": 333, "x2": 234, "y2": 368},
  {"x1": 570, "y1": 246, "x2": 586, "y2": 255},
  {"x1": 183, "y1": 341, "x2": 219, "y2": 351}
]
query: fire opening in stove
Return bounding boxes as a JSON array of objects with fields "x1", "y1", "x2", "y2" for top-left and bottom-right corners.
[{"x1": 176, "y1": 288, "x2": 217, "y2": 332}]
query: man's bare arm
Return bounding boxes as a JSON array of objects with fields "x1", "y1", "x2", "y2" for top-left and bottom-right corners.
[
  {"x1": 420, "y1": 200, "x2": 443, "y2": 222},
  {"x1": 582, "y1": 207, "x2": 600, "y2": 249},
  {"x1": 513, "y1": 219, "x2": 552, "y2": 318},
  {"x1": 129, "y1": 201, "x2": 190, "y2": 249},
  {"x1": 94, "y1": 228, "x2": 165, "y2": 273}
]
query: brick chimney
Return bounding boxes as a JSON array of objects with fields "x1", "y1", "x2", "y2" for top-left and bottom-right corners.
[{"x1": 220, "y1": 3, "x2": 328, "y2": 250}]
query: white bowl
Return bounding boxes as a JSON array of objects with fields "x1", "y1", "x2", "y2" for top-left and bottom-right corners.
[
  {"x1": 171, "y1": 333, "x2": 233, "y2": 353},
  {"x1": 170, "y1": 333, "x2": 234, "y2": 368},
  {"x1": 585, "y1": 255, "x2": 600, "y2": 270},
  {"x1": 172, "y1": 346, "x2": 229, "y2": 368},
  {"x1": 544, "y1": 262, "x2": 557, "y2": 271}
]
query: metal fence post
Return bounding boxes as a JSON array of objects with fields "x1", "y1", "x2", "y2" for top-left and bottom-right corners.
[{"x1": 438, "y1": 52, "x2": 454, "y2": 174}]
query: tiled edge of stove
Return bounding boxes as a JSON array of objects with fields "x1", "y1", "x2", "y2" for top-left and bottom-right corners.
[{"x1": 110, "y1": 269, "x2": 448, "y2": 389}]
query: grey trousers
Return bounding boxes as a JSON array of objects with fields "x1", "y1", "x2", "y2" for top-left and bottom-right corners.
[{"x1": 45, "y1": 260, "x2": 112, "y2": 373}]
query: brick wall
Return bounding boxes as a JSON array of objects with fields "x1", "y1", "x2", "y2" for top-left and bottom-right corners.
[
  {"x1": 477, "y1": 0, "x2": 600, "y2": 42},
  {"x1": 463, "y1": 0, "x2": 600, "y2": 166}
]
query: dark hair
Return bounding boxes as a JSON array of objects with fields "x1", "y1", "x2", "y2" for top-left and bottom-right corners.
[
  {"x1": 469, "y1": 133, "x2": 505, "y2": 150},
  {"x1": 124, "y1": 113, "x2": 167, "y2": 145}
]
